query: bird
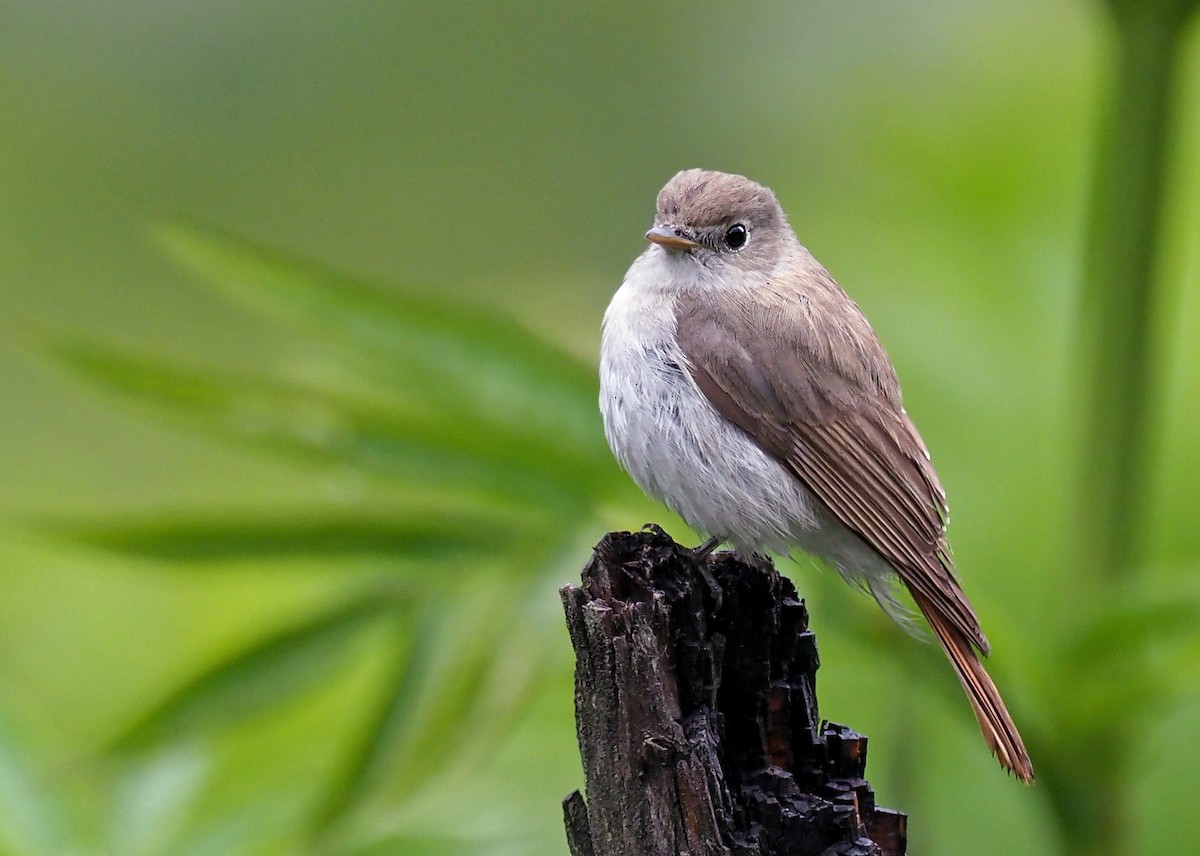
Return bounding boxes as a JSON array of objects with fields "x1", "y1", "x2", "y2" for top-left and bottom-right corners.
[{"x1": 599, "y1": 168, "x2": 1033, "y2": 782}]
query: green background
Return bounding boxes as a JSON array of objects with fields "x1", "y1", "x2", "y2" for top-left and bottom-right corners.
[{"x1": 2, "y1": 2, "x2": 1198, "y2": 854}]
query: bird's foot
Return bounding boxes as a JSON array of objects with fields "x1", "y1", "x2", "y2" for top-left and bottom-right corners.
[
  {"x1": 690, "y1": 536, "x2": 725, "y2": 612},
  {"x1": 690, "y1": 535, "x2": 723, "y2": 560}
]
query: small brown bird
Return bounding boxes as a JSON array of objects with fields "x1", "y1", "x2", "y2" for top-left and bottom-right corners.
[{"x1": 599, "y1": 168, "x2": 1033, "y2": 781}]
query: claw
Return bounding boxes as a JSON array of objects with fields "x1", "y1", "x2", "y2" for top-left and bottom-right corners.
[{"x1": 691, "y1": 535, "x2": 723, "y2": 560}]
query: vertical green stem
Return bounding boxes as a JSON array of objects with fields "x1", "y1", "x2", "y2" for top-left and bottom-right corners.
[
  {"x1": 1077, "y1": 0, "x2": 1196, "y2": 581},
  {"x1": 1066, "y1": 3, "x2": 1197, "y2": 856}
]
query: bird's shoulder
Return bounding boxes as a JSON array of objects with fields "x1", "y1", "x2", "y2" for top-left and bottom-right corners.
[{"x1": 672, "y1": 259, "x2": 903, "y2": 424}]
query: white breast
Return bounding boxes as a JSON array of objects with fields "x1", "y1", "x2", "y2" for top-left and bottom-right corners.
[{"x1": 598, "y1": 251, "x2": 825, "y2": 555}]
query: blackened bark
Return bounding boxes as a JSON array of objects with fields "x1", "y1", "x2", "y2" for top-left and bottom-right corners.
[{"x1": 561, "y1": 526, "x2": 906, "y2": 856}]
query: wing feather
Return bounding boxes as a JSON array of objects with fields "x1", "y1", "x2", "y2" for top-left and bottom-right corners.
[{"x1": 676, "y1": 290, "x2": 989, "y2": 653}]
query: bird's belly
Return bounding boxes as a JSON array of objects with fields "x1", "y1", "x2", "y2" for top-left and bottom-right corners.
[{"x1": 600, "y1": 320, "x2": 821, "y2": 555}]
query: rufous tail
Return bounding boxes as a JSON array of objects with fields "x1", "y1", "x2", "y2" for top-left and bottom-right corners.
[{"x1": 911, "y1": 591, "x2": 1034, "y2": 783}]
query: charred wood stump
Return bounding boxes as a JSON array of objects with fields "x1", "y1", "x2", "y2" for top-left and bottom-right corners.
[{"x1": 561, "y1": 526, "x2": 906, "y2": 856}]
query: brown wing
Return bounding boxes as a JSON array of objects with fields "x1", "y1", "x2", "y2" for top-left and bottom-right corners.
[
  {"x1": 673, "y1": 284, "x2": 1034, "y2": 781},
  {"x1": 674, "y1": 289, "x2": 988, "y2": 654}
]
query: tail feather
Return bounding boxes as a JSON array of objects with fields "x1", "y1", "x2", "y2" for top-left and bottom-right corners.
[{"x1": 911, "y1": 591, "x2": 1034, "y2": 783}]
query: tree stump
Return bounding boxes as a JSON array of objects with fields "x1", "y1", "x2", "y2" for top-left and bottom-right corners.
[{"x1": 560, "y1": 526, "x2": 906, "y2": 856}]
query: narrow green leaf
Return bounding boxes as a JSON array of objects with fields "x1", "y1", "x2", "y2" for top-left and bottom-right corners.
[
  {"x1": 43, "y1": 510, "x2": 526, "y2": 564},
  {"x1": 41, "y1": 336, "x2": 602, "y2": 510},
  {"x1": 309, "y1": 576, "x2": 551, "y2": 829},
  {"x1": 155, "y1": 223, "x2": 610, "y2": 474},
  {"x1": 393, "y1": 623, "x2": 547, "y2": 798},
  {"x1": 111, "y1": 591, "x2": 399, "y2": 752},
  {"x1": 306, "y1": 623, "x2": 420, "y2": 834}
]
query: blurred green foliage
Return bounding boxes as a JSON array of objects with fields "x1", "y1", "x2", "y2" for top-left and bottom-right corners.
[{"x1": 2, "y1": 2, "x2": 1199, "y2": 855}]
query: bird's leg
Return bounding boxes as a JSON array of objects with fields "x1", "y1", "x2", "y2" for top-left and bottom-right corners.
[
  {"x1": 691, "y1": 535, "x2": 723, "y2": 560},
  {"x1": 690, "y1": 535, "x2": 725, "y2": 612}
]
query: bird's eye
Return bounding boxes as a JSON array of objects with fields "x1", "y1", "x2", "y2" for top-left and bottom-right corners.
[{"x1": 724, "y1": 223, "x2": 748, "y2": 250}]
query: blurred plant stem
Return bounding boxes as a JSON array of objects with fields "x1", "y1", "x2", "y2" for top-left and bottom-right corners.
[
  {"x1": 1077, "y1": 0, "x2": 1196, "y2": 580},
  {"x1": 1070, "y1": 2, "x2": 1198, "y2": 855}
]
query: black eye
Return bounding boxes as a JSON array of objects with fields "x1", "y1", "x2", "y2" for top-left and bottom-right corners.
[{"x1": 724, "y1": 223, "x2": 748, "y2": 250}]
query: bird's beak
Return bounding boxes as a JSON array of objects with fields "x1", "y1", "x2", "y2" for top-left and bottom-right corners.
[{"x1": 645, "y1": 225, "x2": 700, "y2": 251}]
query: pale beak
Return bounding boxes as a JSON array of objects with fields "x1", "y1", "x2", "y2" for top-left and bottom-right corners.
[{"x1": 645, "y1": 225, "x2": 700, "y2": 250}]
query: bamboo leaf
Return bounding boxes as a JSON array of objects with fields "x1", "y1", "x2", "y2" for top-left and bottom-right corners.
[
  {"x1": 155, "y1": 223, "x2": 610, "y2": 477},
  {"x1": 306, "y1": 624, "x2": 421, "y2": 834},
  {"x1": 112, "y1": 591, "x2": 399, "y2": 752},
  {"x1": 42, "y1": 510, "x2": 527, "y2": 564},
  {"x1": 309, "y1": 577, "x2": 552, "y2": 829},
  {"x1": 40, "y1": 336, "x2": 602, "y2": 510}
]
